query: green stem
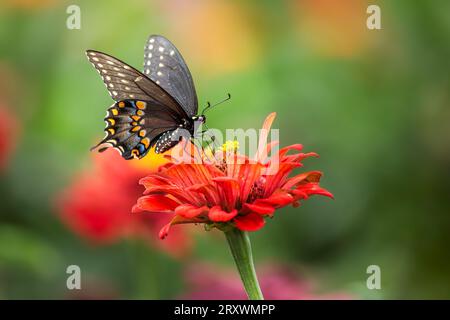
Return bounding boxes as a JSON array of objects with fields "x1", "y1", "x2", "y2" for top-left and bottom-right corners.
[{"x1": 224, "y1": 228, "x2": 264, "y2": 300}]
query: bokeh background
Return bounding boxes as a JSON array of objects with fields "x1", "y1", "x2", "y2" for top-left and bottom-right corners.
[{"x1": 1, "y1": 0, "x2": 449, "y2": 299}]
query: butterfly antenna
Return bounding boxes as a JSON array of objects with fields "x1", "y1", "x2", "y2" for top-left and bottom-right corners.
[
  {"x1": 201, "y1": 101, "x2": 211, "y2": 115},
  {"x1": 201, "y1": 93, "x2": 231, "y2": 115}
]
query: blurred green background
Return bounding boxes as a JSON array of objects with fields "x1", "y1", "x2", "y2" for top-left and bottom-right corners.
[{"x1": 0, "y1": 0, "x2": 449, "y2": 299}]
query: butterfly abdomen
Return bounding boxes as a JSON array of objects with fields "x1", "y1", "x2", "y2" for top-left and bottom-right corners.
[{"x1": 154, "y1": 128, "x2": 185, "y2": 154}]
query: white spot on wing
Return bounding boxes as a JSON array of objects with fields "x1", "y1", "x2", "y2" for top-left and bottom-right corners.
[
  {"x1": 170, "y1": 50, "x2": 175, "y2": 56},
  {"x1": 158, "y1": 46, "x2": 164, "y2": 52}
]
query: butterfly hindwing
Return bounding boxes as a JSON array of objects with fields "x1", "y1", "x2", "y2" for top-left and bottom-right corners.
[
  {"x1": 92, "y1": 100, "x2": 182, "y2": 159},
  {"x1": 143, "y1": 35, "x2": 198, "y2": 117}
]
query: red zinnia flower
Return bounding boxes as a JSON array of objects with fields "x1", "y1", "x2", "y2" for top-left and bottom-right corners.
[
  {"x1": 133, "y1": 113, "x2": 333, "y2": 239},
  {"x1": 57, "y1": 148, "x2": 192, "y2": 257}
]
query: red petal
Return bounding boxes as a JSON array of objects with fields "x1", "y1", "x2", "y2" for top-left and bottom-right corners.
[
  {"x1": 264, "y1": 191, "x2": 294, "y2": 206},
  {"x1": 158, "y1": 215, "x2": 199, "y2": 239},
  {"x1": 314, "y1": 189, "x2": 334, "y2": 199},
  {"x1": 254, "y1": 113, "x2": 277, "y2": 162},
  {"x1": 291, "y1": 189, "x2": 309, "y2": 199},
  {"x1": 139, "y1": 175, "x2": 172, "y2": 188},
  {"x1": 240, "y1": 163, "x2": 264, "y2": 203},
  {"x1": 282, "y1": 171, "x2": 323, "y2": 190},
  {"x1": 243, "y1": 203, "x2": 275, "y2": 215},
  {"x1": 133, "y1": 194, "x2": 179, "y2": 213},
  {"x1": 212, "y1": 176, "x2": 237, "y2": 182},
  {"x1": 279, "y1": 144, "x2": 304, "y2": 158},
  {"x1": 252, "y1": 191, "x2": 294, "y2": 209},
  {"x1": 212, "y1": 177, "x2": 240, "y2": 211},
  {"x1": 234, "y1": 213, "x2": 265, "y2": 231},
  {"x1": 208, "y1": 206, "x2": 238, "y2": 222},
  {"x1": 131, "y1": 204, "x2": 144, "y2": 213},
  {"x1": 159, "y1": 223, "x2": 171, "y2": 239},
  {"x1": 263, "y1": 163, "x2": 300, "y2": 196},
  {"x1": 175, "y1": 204, "x2": 207, "y2": 218},
  {"x1": 293, "y1": 183, "x2": 334, "y2": 199}
]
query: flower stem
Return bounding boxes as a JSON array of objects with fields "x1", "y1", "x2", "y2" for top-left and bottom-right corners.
[{"x1": 224, "y1": 228, "x2": 264, "y2": 300}]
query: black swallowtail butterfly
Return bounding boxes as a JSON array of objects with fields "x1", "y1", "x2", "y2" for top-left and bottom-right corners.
[{"x1": 87, "y1": 35, "x2": 205, "y2": 159}]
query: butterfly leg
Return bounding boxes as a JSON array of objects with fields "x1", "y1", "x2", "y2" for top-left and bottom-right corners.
[
  {"x1": 198, "y1": 123, "x2": 219, "y2": 150},
  {"x1": 201, "y1": 130, "x2": 218, "y2": 152}
]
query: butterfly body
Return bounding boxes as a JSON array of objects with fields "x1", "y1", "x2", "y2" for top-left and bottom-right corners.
[{"x1": 87, "y1": 35, "x2": 203, "y2": 159}]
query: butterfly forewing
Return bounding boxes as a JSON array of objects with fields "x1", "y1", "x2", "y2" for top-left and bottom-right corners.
[
  {"x1": 86, "y1": 50, "x2": 186, "y2": 117},
  {"x1": 143, "y1": 35, "x2": 198, "y2": 117},
  {"x1": 86, "y1": 50, "x2": 150, "y2": 101}
]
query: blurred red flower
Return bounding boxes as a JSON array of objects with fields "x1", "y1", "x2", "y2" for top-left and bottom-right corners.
[
  {"x1": 133, "y1": 113, "x2": 333, "y2": 239},
  {"x1": 57, "y1": 148, "x2": 192, "y2": 257},
  {"x1": 0, "y1": 106, "x2": 19, "y2": 172},
  {"x1": 181, "y1": 263, "x2": 352, "y2": 300}
]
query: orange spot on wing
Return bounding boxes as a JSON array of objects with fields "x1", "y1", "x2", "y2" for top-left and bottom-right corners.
[
  {"x1": 136, "y1": 101, "x2": 146, "y2": 110},
  {"x1": 131, "y1": 149, "x2": 140, "y2": 158},
  {"x1": 141, "y1": 137, "x2": 150, "y2": 148}
]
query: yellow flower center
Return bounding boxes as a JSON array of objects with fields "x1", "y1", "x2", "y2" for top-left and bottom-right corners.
[{"x1": 221, "y1": 140, "x2": 239, "y2": 153}]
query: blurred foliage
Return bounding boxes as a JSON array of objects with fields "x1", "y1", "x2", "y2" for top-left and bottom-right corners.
[{"x1": 0, "y1": 0, "x2": 449, "y2": 299}]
